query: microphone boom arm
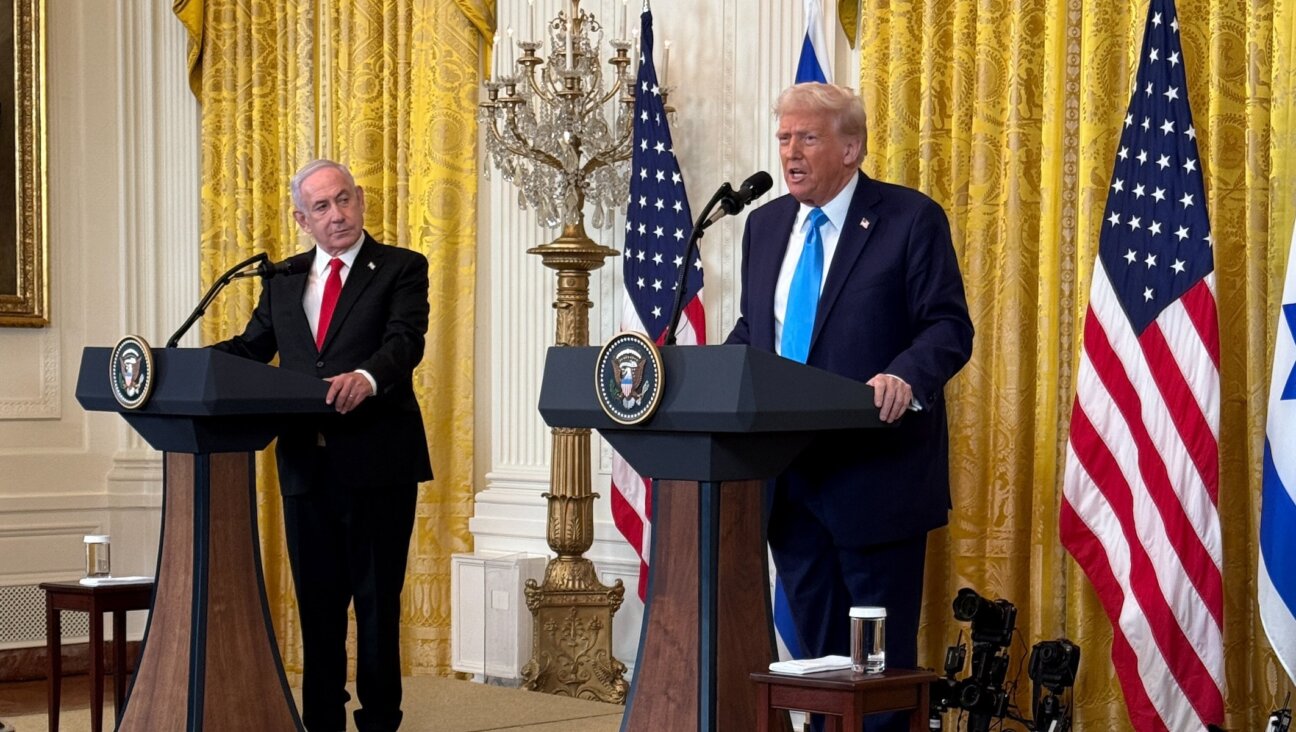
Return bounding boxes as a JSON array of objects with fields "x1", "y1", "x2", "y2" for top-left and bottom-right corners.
[
  {"x1": 663, "y1": 187, "x2": 728, "y2": 346},
  {"x1": 165, "y1": 252, "x2": 268, "y2": 348}
]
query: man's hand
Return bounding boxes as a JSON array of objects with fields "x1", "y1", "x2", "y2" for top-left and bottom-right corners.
[
  {"x1": 325, "y1": 371, "x2": 375, "y2": 414},
  {"x1": 866, "y1": 373, "x2": 912, "y2": 424}
]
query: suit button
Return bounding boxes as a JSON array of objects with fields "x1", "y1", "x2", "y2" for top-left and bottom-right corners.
[{"x1": 316, "y1": 361, "x2": 324, "y2": 368}]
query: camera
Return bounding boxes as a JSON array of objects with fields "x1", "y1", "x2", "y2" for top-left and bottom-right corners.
[
  {"x1": 1027, "y1": 638, "x2": 1079, "y2": 732},
  {"x1": 953, "y1": 587, "x2": 1018, "y2": 648},
  {"x1": 931, "y1": 588, "x2": 1018, "y2": 732},
  {"x1": 1028, "y1": 639, "x2": 1079, "y2": 693},
  {"x1": 930, "y1": 588, "x2": 1081, "y2": 732}
]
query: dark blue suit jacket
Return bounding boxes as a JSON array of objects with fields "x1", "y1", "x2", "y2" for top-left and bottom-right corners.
[
  {"x1": 726, "y1": 172, "x2": 973, "y2": 546},
  {"x1": 212, "y1": 233, "x2": 433, "y2": 495}
]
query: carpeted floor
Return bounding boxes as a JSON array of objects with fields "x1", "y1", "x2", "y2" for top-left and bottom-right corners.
[{"x1": 0, "y1": 674, "x2": 625, "y2": 732}]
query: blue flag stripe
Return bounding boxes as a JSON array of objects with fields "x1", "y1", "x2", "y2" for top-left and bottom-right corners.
[
  {"x1": 1262, "y1": 440, "x2": 1296, "y2": 615},
  {"x1": 773, "y1": 578, "x2": 803, "y2": 658},
  {"x1": 795, "y1": 38, "x2": 828, "y2": 83}
]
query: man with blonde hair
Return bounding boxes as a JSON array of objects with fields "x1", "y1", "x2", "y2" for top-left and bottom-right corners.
[{"x1": 727, "y1": 83, "x2": 973, "y2": 731}]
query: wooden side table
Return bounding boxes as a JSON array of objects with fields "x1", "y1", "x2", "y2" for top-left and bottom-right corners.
[
  {"x1": 40, "y1": 580, "x2": 154, "y2": 732},
  {"x1": 750, "y1": 668, "x2": 938, "y2": 732}
]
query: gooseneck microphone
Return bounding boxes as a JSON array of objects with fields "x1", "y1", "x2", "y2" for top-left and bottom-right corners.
[
  {"x1": 166, "y1": 252, "x2": 297, "y2": 348},
  {"x1": 231, "y1": 257, "x2": 301, "y2": 280},
  {"x1": 663, "y1": 171, "x2": 773, "y2": 345},
  {"x1": 702, "y1": 171, "x2": 775, "y2": 227}
]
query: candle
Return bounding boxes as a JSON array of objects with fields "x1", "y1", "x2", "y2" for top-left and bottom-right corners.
[
  {"x1": 528, "y1": 0, "x2": 535, "y2": 41},
  {"x1": 663, "y1": 40, "x2": 671, "y2": 87},
  {"x1": 492, "y1": 31, "x2": 500, "y2": 78},
  {"x1": 506, "y1": 26, "x2": 514, "y2": 71},
  {"x1": 566, "y1": 9, "x2": 574, "y2": 69},
  {"x1": 620, "y1": 0, "x2": 627, "y2": 39}
]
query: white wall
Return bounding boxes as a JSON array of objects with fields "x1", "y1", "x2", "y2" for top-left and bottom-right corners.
[
  {"x1": 474, "y1": 0, "x2": 856, "y2": 673},
  {"x1": 0, "y1": 0, "x2": 198, "y2": 648}
]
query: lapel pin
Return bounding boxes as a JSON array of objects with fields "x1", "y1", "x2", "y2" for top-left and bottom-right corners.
[
  {"x1": 367, "y1": 261, "x2": 376, "y2": 270},
  {"x1": 860, "y1": 218, "x2": 871, "y2": 230}
]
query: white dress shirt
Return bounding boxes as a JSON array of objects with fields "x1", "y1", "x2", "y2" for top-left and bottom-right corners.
[
  {"x1": 773, "y1": 175, "x2": 859, "y2": 354},
  {"x1": 304, "y1": 235, "x2": 364, "y2": 336},
  {"x1": 303, "y1": 233, "x2": 377, "y2": 393}
]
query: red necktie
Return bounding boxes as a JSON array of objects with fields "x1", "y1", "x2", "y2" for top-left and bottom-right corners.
[{"x1": 315, "y1": 258, "x2": 344, "y2": 350}]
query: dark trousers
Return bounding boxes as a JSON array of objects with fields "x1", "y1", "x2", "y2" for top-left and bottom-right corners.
[
  {"x1": 283, "y1": 480, "x2": 418, "y2": 732},
  {"x1": 768, "y1": 490, "x2": 929, "y2": 732}
]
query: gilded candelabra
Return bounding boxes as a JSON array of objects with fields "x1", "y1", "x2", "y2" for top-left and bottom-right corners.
[{"x1": 478, "y1": 0, "x2": 636, "y2": 703}]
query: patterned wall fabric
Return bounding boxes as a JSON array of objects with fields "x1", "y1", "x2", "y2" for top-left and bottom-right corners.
[
  {"x1": 859, "y1": 0, "x2": 1295, "y2": 727},
  {"x1": 176, "y1": 0, "x2": 482, "y2": 677}
]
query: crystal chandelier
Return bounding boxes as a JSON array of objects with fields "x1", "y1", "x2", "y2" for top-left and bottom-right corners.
[
  {"x1": 478, "y1": 0, "x2": 636, "y2": 230},
  {"x1": 476, "y1": 0, "x2": 641, "y2": 704}
]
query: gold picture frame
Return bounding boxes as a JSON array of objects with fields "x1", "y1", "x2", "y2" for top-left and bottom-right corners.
[{"x1": 0, "y1": 0, "x2": 46, "y2": 327}]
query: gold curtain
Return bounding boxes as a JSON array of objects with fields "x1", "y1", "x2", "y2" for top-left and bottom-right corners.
[
  {"x1": 176, "y1": 0, "x2": 486, "y2": 677},
  {"x1": 859, "y1": 0, "x2": 1295, "y2": 727}
]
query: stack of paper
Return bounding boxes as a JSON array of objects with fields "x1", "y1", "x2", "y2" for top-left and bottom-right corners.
[
  {"x1": 768, "y1": 655, "x2": 854, "y2": 675},
  {"x1": 78, "y1": 576, "x2": 154, "y2": 587}
]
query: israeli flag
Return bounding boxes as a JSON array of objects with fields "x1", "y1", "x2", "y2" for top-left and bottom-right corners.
[
  {"x1": 1261, "y1": 218, "x2": 1296, "y2": 685},
  {"x1": 795, "y1": 0, "x2": 832, "y2": 84},
  {"x1": 773, "y1": 0, "x2": 837, "y2": 668}
]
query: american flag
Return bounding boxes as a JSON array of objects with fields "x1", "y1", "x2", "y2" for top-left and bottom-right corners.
[
  {"x1": 611, "y1": 6, "x2": 706, "y2": 601},
  {"x1": 1060, "y1": 0, "x2": 1224, "y2": 729}
]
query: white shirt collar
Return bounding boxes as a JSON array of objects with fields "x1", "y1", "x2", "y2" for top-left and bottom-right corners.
[
  {"x1": 795, "y1": 173, "x2": 859, "y2": 234},
  {"x1": 313, "y1": 232, "x2": 365, "y2": 274}
]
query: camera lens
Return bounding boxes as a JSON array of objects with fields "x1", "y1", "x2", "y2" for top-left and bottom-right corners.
[{"x1": 952, "y1": 588, "x2": 984, "y2": 621}]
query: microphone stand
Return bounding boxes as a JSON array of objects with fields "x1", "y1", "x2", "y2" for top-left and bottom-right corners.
[
  {"x1": 165, "y1": 252, "x2": 268, "y2": 348},
  {"x1": 662, "y1": 187, "x2": 729, "y2": 346}
]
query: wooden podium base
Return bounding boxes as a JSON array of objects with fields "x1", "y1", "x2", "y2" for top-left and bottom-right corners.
[
  {"x1": 622, "y1": 479, "x2": 791, "y2": 732},
  {"x1": 118, "y1": 452, "x2": 301, "y2": 731}
]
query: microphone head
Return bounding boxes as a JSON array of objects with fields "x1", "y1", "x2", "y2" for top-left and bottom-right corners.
[
  {"x1": 267, "y1": 259, "x2": 300, "y2": 278},
  {"x1": 739, "y1": 171, "x2": 773, "y2": 199}
]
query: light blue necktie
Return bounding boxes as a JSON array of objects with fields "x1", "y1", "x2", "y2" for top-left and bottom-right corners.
[{"x1": 781, "y1": 207, "x2": 829, "y2": 363}]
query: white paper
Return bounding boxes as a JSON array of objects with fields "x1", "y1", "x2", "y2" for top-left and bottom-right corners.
[
  {"x1": 768, "y1": 655, "x2": 854, "y2": 675},
  {"x1": 78, "y1": 576, "x2": 154, "y2": 587}
]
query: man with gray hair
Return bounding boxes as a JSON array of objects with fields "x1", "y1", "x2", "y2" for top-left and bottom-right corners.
[
  {"x1": 213, "y1": 158, "x2": 432, "y2": 732},
  {"x1": 727, "y1": 83, "x2": 973, "y2": 731}
]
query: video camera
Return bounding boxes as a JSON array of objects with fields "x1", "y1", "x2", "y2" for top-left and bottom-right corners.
[
  {"x1": 931, "y1": 588, "x2": 1017, "y2": 732},
  {"x1": 1028, "y1": 639, "x2": 1079, "y2": 732},
  {"x1": 953, "y1": 587, "x2": 1018, "y2": 648},
  {"x1": 930, "y1": 588, "x2": 1081, "y2": 732}
]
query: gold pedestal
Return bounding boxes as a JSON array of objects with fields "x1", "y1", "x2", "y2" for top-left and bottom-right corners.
[{"x1": 520, "y1": 228, "x2": 628, "y2": 703}]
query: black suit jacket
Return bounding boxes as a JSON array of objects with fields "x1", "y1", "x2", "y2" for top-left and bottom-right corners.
[
  {"x1": 212, "y1": 233, "x2": 433, "y2": 494},
  {"x1": 726, "y1": 173, "x2": 973, "y2": 546}
]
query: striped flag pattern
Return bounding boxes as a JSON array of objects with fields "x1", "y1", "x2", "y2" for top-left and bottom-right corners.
[
  {"x1": 611, "y1": 6, "x2": 706, "y2": 602},
  {"x1": 1059, "y1": 0, "x2": 1225, "y2": 729},
  {"x1": 1260, "y1": 220, "x2": 1296, "y2": 685},
  {"x1": 795, "y1": 0, "x2": 831, "y2": 84},
  {"x1": 770, "y1": 0, "x2": 839, "y2": 663}
]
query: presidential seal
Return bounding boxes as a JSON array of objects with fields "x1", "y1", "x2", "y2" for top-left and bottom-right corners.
[
  {"x1": 595, "y1": 332, "x2": 664, "y2": 425},
  {"x1": 109, "y1": 335, "x2": 155, "y2": 410}
]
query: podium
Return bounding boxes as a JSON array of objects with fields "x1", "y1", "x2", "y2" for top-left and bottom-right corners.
[
  {"x1": 76, "y1": 347, "x2": 334, "y2": 732},
  {"x1": 538, "y1": 344, "x2": 889, "y2": 732}
]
